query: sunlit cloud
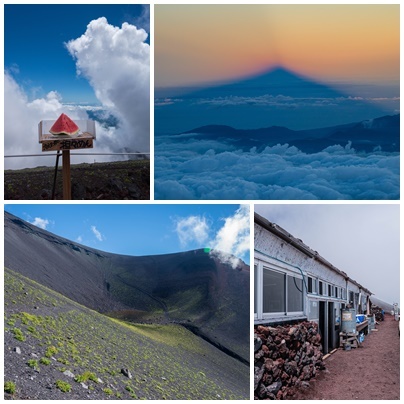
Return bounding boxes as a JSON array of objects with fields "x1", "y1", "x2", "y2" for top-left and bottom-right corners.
[
  {"x1": 66, "y1": 17, "x2": 150, "y2": 153},
  {"x1": 175, "y1": 216, "x2": 209, "y2": 247},
  {"x1": 209, "y1": 205, "x2": 250, "y2": 268},
  {"x1": 173, "y1": 205, "x2": 250, "y2": 266},
  {"x1": 30, "y1": 217, "x2": 51, "y2": 230}
]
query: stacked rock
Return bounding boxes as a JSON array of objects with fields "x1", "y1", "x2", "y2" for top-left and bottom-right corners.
[{"x1": 254, "y1": 321, "x2": 325, "y2": 400}]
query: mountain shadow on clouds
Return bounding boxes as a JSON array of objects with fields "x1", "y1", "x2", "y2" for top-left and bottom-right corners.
[{"x1": 155, "y1": 67, "x2": 392, "y2": 134}]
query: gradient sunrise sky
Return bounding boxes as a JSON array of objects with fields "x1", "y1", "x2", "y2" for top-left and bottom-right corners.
[{"x1": 155, "y1": 4, "x2": 399, "y2": 89}]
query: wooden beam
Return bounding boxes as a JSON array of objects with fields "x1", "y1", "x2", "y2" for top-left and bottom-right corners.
[{"x1": 62, "y1": 150, "x2": 71, "y2": 200}]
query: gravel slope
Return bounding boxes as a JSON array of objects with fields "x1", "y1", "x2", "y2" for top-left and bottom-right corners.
[
  {"x1": 4, "y1": 268, "x2": 249, "y2": 400},
  {"x1": 4, "y1": 159, "x2": 150, "y2": 200}
]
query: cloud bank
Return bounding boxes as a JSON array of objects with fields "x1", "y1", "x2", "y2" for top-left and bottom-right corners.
[
  {"x1": 66, "y1": 17, "x2": 150, "y2": 153},
  {"x1": 155, "y1": 138, "x2": 399, "y2": 200}
]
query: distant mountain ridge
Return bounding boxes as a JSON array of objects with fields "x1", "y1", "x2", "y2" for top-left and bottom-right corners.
[
  {"x1": 4, "y1": 211, "x2": 250, "y2": 362},
  {"x1": 181, "y1": 114, "x2": 400, "y2": 153}
]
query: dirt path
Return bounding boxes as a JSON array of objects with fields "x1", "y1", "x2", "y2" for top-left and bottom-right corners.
[{"x1": 293, "y1": 314, "x2": 400, "y2": 400}]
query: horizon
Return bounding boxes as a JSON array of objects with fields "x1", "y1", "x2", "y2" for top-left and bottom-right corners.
[{"x1": 4, "y1": 205, "x2": 250, "y2": 265}]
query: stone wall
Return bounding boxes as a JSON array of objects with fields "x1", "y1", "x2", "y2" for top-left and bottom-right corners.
[{"x1": 254, "y1": 321, "x2": 324, "y2": 400}]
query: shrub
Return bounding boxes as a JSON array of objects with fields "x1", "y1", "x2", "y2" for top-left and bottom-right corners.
[
  {"x1": 4, "y1": 381, "x2": 16, "y2": 394},
  {"x1": 40, "y1": 357, "x2": 51, "y2": 365},
  {"x1": 75, "y1": 371, "x2": 98, "y2": 383},
  {"x1": 57, "y1": 358, "x2": 70, "y2": 365},
  {"x1": 27, "y1": 359, "x2": 39, "y2": 369},
  {"x1": 55, "y1": 380, "x2": 71, "y2": 393},
  {"x1": 103, "y1": 388, "x2": 113, "y2": 395},
  {"x1": 45, "y1": 346, "x2": 58, "y2": 358},
  {"x1": 12, "y1": 328, "x2": 25, "y2": 342}
]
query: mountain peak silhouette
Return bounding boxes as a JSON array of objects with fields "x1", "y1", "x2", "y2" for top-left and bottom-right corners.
[
  {"x1": 185, "y1": 65, "x2": 341, "y2": 99},
  {"x1": 155, "y1": 65, "x2": 393, "y2": 133}
]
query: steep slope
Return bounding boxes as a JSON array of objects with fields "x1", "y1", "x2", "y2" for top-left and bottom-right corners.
[
  {"x1": 4, "y1": 268, "x2": 249, "y2": 400},
  {"x1": 4, "y1": 212, "x2": 250, "y2": 362}
]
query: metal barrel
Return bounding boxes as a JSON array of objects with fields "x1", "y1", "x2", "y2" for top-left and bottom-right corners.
[{"x1": 341, "y1": 308, "x2": 357, "y2": 334}]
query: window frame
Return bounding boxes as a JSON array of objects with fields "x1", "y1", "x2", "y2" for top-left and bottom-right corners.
[{"x1": 254, "y1": 254, "x2": 305, "y2": 321}]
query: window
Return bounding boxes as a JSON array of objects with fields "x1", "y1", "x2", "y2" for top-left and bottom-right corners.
[
  {"x1": 349, "y1": 291, "x2": 354, "y2": 305},
  {"x1": 307, "y1": 276, "x2": 317, "y2": 294},
  {"x1": 288, "y1": 276, "x2": 303, "y2": 312},
  {"x1": 319, "y1": 281, "x2": 323, "y2": 295},
  {"x1": 328, "y1": 284, "x2": 332, "y2": 297},
  {"x1": 335, "y1": 286, "x2": 338, "y2": 298},
  {"x1": 262, "y1": 267, "x2": 303, "y2": 315},
  {"x1": 263, "y1": 268, "x2": 285, "y2": 313}
]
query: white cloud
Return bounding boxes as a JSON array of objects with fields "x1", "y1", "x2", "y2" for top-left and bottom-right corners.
[
  {"x1": 174, "y1": 206, "x2": 250, "y2": 267},
  {"x1": 155, "y1": 138, "x2": 399, "y2": 200},
  {"x1": 76, "y1": 235, "x2": 83, "y2": 243},
  {"x1": 4, "y1": 72, "x2": 112, "y2": 169},
  {"x1": 210, "y1": 205, "x2": 250, "y2": 268},
  {"x1": 30, "y1": 217, "x2": 50, "y2": 230},
  {"x1": 66, "y1": 17, "x2": 150, "y2": 153},
  {"x1": 91, "y1": 225, "x2": 104, "y2": 242},
  {"x1": 175, "y1": 216, "x2": 209, "y2": 247}
]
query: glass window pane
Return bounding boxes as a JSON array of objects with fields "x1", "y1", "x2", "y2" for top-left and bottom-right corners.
[
  {"x1": 263, "y1": 269, "x2": 285, "y2": 313},
  {"x1": 308, "y1": 300, "x2": 319, "y2": 320},
  {"x1": 287, "y1": 276, "x2": 303, "y2": 312}
]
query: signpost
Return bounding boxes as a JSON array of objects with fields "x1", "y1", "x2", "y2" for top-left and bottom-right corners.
[{"x1": 39, "y1": 118, "x2": 96, "y2": 200}]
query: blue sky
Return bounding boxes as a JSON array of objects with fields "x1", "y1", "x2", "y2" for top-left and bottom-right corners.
[
  {"x1": 5, "y1": 204, "x2": 250, "y2": 265},
  {"x1": 5, "y1": 4, "x2": 149, "y2": 103}
]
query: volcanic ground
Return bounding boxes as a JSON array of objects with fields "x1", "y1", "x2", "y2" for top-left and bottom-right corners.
[{"x1": 4, "y1": 212, "x2": 250, "y2": 400}]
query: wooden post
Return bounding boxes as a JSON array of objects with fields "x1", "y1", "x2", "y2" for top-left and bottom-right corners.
[{"x1": 62, "y1": 150, "x2": 71, "y2": 200}]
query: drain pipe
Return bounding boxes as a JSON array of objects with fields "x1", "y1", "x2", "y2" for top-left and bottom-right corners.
[{"x1": 254, "y1": 248, "x2": 308, "y2": 293}]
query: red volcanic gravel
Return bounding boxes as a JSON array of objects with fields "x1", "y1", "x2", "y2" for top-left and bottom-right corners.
[{"x1": 292, "y1": 314, "x2": 400, "y2": 400}]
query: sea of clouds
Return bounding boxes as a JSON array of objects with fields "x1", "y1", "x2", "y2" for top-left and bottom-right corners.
[
  {"x1": 155, "y1": 137, "x2": 399, "y2": 200},
  {"x1": 5, "y1": 17, "x2": 149, "y2": 170}
]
